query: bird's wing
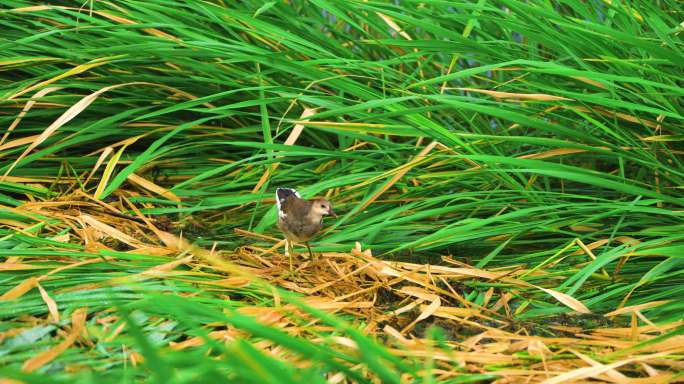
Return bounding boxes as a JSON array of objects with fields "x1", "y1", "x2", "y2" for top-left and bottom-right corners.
[
  {"x1": 287, "y1": 198, "x2": 312, "y2": 218},
  {"x1": 276, "y1": 188, "x2": 301, "y2": 218}
]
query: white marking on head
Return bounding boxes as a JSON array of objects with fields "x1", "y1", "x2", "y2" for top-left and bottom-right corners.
[{"x1": 310, "y1": 198, "x2": 334, "y2": 219}]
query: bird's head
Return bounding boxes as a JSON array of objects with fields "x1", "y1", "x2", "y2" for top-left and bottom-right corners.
[{"x1": 311, "y1": 198, "x2": 336, "y2": 218}]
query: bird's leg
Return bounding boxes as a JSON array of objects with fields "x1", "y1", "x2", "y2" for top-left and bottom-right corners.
[
  {"x1": 284, "y1": 238, "x2": 293, "y2": 273},
  {"x1": 305, "y1": 242, "x2": 315, "y2": 261}
]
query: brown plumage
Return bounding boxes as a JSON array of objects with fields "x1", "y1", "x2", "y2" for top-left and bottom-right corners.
[{"x1": 275, "y1": 188, "x2": 335, "y2": 271}]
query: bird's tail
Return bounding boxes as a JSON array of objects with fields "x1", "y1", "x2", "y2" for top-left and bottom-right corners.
[{"x1": 275, "y1": 188, "x2": 300, "y2": 211}]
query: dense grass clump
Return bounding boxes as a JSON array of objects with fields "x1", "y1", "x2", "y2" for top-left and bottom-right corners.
[{"x1": 0, "y1": 1, "x2": 683, "y2": 382}]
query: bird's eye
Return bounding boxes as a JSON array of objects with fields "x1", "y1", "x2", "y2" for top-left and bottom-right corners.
[{"x1": 320, "y1": 204, "x2": 325, "y2": 208}]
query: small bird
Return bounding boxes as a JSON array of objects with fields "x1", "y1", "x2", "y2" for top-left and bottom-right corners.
[{"x1": 275, "y1": 188, "x2": 336, "y2": 272}]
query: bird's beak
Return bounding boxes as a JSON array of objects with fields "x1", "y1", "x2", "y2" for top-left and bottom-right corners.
[{"x1": 328, "y1": 208, "x2": 337, "y2": 218}]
